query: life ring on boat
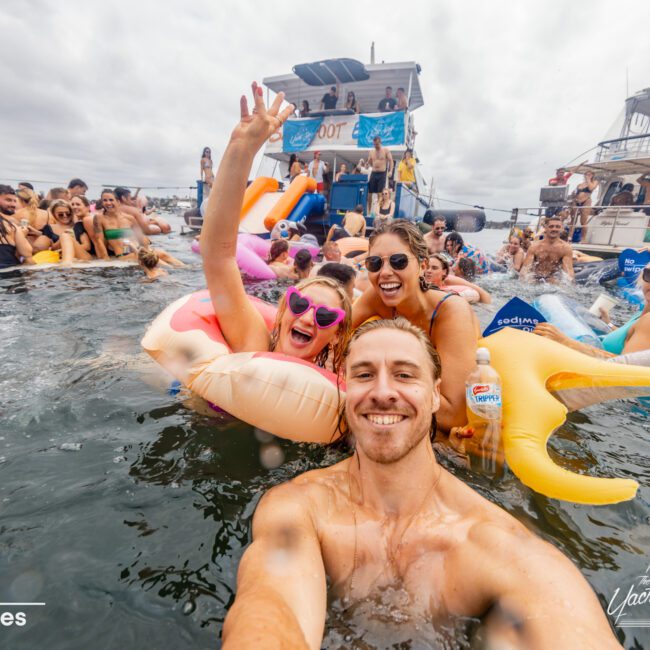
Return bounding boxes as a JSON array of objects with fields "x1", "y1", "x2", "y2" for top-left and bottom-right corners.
[
  {"x1": 483, "y1": 327, "x2": 650, "y2": 505},
  {"x1": 141, "y1": 290, "x2": 343, "y2": 442}
]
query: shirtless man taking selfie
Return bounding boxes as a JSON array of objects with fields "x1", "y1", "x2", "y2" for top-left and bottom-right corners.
[{"x1": 222, "y1": 318, "x2": 619, "y2": 649}]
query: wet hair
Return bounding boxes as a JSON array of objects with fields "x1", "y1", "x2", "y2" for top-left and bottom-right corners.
[
  {"x1": 457, "y1": 257, "x2": 476, "y2": 281},
  {"x1": 317, "y1": 262, "x2": 357, "y2": 287},
  {"x1": 445, "y1": 231, "x2": 464, "y2": 256},
  {"x1": 336, "y1": 317, "x2": 441, "y2": 442},
  {"x1": 354, "y1": 204, "x2": 364, "y2": 214},
  {"x1": 545, "y1": 215, "x2": 562, "y2": 225},
  {"x1": 509, "y1": 235, "x2": 522, "y2": 245},
  {"x1": 428, "y1": 253, "x2": 450, "y2": 282},
  {"x1": 138, "y1": 247, "x2": 159, "y2": 269},
  {"x1": 114, "y1": 187, "x2": 131, "y2": 202},
  {"x1": 269, "y1": 276, "x2": 352, "y2": 373},
  {"x1": 433, "y1": 217, "x2": 446, "y2": 228},
  {"x1": 49, "y1": 199, "x2": 73, "y2": 219},
  {"x1": 0, "y1": 184, "x2": 16, "y2": 196},
  {"x1": 370, "y1": 219, "x2": 430, "y2": 291},
  {"x1": 294, "y1": 248, "x2": 313, "y2": 272},
  {"x1": 322, "y1": 241, "x2": 340, "y2": 258},
  {"x1": 68, "y1": 178, "x2": 88, "y2": 190},
  {"x1": 16, "y1": 187, "x2": 40, "y2": 224},
  {"x1": 268, "y1": 239, "x2": 289, "y2": 263},
  {"x1": 202, "y1": 147, "x2": 211, "y2": 158}
]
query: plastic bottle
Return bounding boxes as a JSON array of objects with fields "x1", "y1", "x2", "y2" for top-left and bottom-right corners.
[{"x1": 465, "y1": 347, "x2": 502, "y2": 474}]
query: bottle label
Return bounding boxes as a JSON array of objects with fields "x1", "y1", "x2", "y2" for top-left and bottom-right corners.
[{"x1": 467, "y1": 383, "x2": 501, "y2": 408}]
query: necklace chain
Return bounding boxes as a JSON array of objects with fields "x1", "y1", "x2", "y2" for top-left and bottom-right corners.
[{"x1": 347, "y1": 453, "x2": 443, "y2": 598}]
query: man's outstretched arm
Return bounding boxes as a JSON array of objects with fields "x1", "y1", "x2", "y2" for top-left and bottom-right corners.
[{"x1": 222, "y1": 482, "x2": 327, "y2": 650}]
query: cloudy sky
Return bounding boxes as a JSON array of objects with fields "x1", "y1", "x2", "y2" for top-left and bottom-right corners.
[{"x1": 1, "y1": 0, "x2": 649, "y2": 219}]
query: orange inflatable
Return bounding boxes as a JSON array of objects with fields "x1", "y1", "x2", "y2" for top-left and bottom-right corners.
[
  {"x1": 241, "y1": 177, "x2": 278, "y2": 219},
  {"x1": 263, "y1": 176, "x2": 317, "y2": 231},
  {"x1": 334, "y1": 237, "x2": 369, "y2": 258}
]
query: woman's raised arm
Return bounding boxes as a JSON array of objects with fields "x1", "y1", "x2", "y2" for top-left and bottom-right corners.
[{"x1": 202, "y1": 83, "x2": 294, "y2": 352}]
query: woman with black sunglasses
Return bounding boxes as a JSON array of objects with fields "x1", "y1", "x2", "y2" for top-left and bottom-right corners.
[
  {"x1": 201, "y1": 82, "x2": 352, "y2": 371},
  {"x1": 352, "y1": 220, "x2": 479, "y2": 432},
  {"x1": 32, "y1": 199, "x2": 93, "y2": 263},
  {"x1": 535, "y1": 265, "x2": 650, "y2": 358}
]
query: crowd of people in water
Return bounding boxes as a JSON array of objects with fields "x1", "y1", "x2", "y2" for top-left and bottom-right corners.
[
  {"x1": 0, "y1": 180, "x2": 184, "y2": 277},
  {"x1": 197, "y1": 84, "x2": 641, "y2": 648}
]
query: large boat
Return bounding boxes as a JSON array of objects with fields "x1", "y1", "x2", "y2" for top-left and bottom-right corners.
[
  {"x1": 516, "y1": 87, "x2": 650, "y2": 257},
  {"x1": 184, "y1": 55, "x2": 486, "y2": 238}
]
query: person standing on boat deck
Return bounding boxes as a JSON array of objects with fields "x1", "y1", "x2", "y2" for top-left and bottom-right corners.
[
  {"x1": 367, "y1": 136, "x2": 393, "y2": 214},
  {"x1": 335, "y1": 163, "x2": 348, "y2": 182},
  {"x1": 345, "y1": 91, "x2": 359, "y2": 113},
  {"x1": 374, "y1": 188, "x2": 395, "y2": 228},
  {"x1": 548, "y1": 167, "x2": 572, "y2": 186},
  {"x1": 423, "y1": 217, "x2": 447, "y2": 253},
  {"x1": 308, "y1": 151, "x2": 325, "y2": 192},
  {"x1": 222, "y1": 318, "x2": 620, "y2": 650},
  {"x1": 395, "y1": 87, "x2": 408, "y2": 111},
  {"x1": 200, "y1": 147, "x2": 214, "y2": 191},
  {"x1": 320, "y1": 84, "x2": 339, "y2": 111},
  {"x1": 377, "y1": 86, "x2": 397, "y2": 112},
  {"x1": 520, "y1": 215, "x2": 574, "y2": 283},
  {"x1": 397, "y1": 149, "x2": 416, "y2": 188},
  {"x1": 288, "y1": 154, "x2": 303, "y2": 181},
  {"x1": 299, "y1": 100, "x2": 310, "y2": 117},
  {"x1": 570, "y1": 170, "x2": 598, "y2": 241},
  {"x1": 636, "y1": 174, "x2": 650, "y2": 215}
]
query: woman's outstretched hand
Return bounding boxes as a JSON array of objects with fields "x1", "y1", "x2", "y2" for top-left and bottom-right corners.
[{"x1": 230, "y1": 81, "x2": 294, "y2": 152}]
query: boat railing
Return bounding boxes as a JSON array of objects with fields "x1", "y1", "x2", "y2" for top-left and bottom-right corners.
[
  {"x1": 510, "y1": 204, "x2": 650, "y2": 248},
  {"x1": 595, "y1": 133, "x2": 650, "y2": 162}
]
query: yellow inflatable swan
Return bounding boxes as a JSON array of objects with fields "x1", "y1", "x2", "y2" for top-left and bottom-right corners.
[{"x1": 483, "y1": 328, "x2": 650, "y2": 505}]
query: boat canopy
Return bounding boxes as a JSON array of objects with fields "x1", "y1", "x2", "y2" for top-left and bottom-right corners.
[
  {"x1": 263, "y1": 59, "x2": 424, "y2": 114},
  {"x1": 568, "y1": 158, "x2": 650, "y2": 176}
]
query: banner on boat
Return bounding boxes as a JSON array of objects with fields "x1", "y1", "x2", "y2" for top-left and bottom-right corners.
[
  {"x1": 282, "y1": 117, "x2": 324, "y2": 152},
  {"x1": 269, "y1": 113, "x2": 408, "y2": 155},
  {"x1": 357, "y1": 112, "x2": 406, "y2": 148}
]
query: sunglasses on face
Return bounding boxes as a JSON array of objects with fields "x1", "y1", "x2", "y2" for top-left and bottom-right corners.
[
  {"x1": 643, "y1": 267, "x2": 650, "y2": 283},
  {"x1": 55, "y1": 212, "x2": 72, "y2": 218},
  {"x1": 285, "y1": 287, "x2": 346, "y2": 329},
  {"x1": 365, "y1": 253, "x2": 412, "y2": 273}
]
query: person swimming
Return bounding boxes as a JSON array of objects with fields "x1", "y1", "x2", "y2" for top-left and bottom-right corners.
[
  {"x1": 222, "y1": 318, "x2": 620, "y2": 649},
  {"x1": 199, "y1": 81, "x2": 352, "y2": 371}
]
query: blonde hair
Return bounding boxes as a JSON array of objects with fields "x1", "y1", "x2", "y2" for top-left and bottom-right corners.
[
  {"x1": 16, "y1": 188, "x2": 40, "y2": 226},
  {"x1": 270, "y1": 276, "x2": 352, "y2": 373},
  {"x1": 49, "y1": 199, "x2": 73, "y2": 221},
  {"x1": 138, "y1": 247, "x2": 159, "y2": 269},
  {"x1": 335, "y1": 317, "x2": 441, "y2": 442}
]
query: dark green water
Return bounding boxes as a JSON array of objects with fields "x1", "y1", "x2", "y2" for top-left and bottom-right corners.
[{"x1": 1, "y1": 217, "x2": 648, "y2": 648}]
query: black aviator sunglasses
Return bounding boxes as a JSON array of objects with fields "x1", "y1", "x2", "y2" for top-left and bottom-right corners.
[{"x1": 365, "y1": 253, "x2": 413, "y2": 273}]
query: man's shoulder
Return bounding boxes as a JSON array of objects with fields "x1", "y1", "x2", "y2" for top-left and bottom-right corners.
[{"x1": 263, "y1": 460, "x2": 349, "y2": 505}]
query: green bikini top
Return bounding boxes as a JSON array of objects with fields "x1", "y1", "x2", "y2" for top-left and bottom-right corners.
[{"x1": 104, "y1": 227, "x2": 134, "y2": 241}]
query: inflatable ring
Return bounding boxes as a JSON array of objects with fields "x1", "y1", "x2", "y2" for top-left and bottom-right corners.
[
  {"x1": 483, "y1": 327, "x2": 650, "y2": 504},
  {"x1": 142, "y1": 290, "x2": 343, "y2": 443},
  {"x1": 334, "y1": 237, "x2": 369, "y2": 258}
]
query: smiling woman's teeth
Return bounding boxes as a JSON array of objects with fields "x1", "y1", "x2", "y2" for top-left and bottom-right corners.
[
  {"x1": 366, "y1": 414, "x2": 405, "y2": 425},
  {"x1": 380, "y1": 282, "x2": 401, "y2": 292}
]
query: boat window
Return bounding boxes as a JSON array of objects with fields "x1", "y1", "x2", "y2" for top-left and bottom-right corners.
[{"x1": 601, "y1": 181, "x2": 622, "y2": 206}]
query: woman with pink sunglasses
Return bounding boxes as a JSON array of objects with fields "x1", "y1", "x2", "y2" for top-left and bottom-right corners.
[{"x1": 201, "y1": 82, "x2": 352, "y2": 371}]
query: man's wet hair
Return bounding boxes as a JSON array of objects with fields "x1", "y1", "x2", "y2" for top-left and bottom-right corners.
[
  {"x1": 294, "y1": 249, "x2": 313, "y2": 272},
  {"x1": 317, "y1": 262, "x2": 356, "y2": 287},
  {"x1": 457, "y1": 257, "x2": 476, "y2": 280},
  {"x1": 68, "y1": 178, "x2": 88, "y2": 190},
  {"x1": 114, "y1": 187, "x2": 131, "y2": 201},
  {"x1": 0, "y1": 185, "x2": 15, "y2": 195}
]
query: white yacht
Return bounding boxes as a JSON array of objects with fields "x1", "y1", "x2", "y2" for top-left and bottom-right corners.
[{"x1": 524, "y1": 87, "x2": 650, "y2": 257}]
